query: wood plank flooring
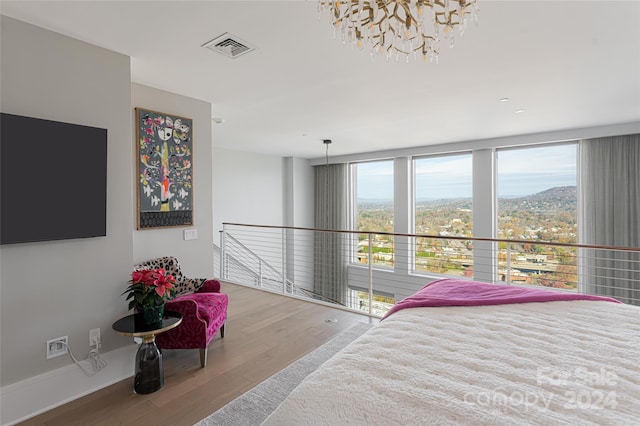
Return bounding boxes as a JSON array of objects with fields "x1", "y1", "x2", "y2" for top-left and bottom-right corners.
[{"x1": 19, "y1": 283, "x2": 374, "y2": 426}]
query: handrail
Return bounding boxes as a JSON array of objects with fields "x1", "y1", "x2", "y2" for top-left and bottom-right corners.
[{"x1": 222, "y1": 222, "x2": 640, "y2": 252}]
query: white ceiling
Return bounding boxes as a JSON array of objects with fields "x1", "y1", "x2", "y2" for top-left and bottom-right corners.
[{"x1": 1, "y1": 1, "x2": 639, "y2": 159}]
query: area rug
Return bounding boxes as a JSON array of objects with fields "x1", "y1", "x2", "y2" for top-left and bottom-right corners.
[{"x1": 195, "y1": 321, "x2": 374, "y2": 426}]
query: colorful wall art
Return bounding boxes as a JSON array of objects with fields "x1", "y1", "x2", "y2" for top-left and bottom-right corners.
[{"x1": 136, "y1": 108, "x2": 193, "y2": 229}]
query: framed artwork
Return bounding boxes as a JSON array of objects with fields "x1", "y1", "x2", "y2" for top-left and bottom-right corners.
[{"x1": 135, "y1": 108, "x2": 193, "y2": 229}]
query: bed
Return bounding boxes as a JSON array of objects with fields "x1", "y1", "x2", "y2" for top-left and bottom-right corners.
[{"x1": 263, "y1": 279, "x2": 640, "y2": 425}]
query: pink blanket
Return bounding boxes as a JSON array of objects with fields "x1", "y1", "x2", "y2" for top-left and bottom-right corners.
[{"x1": 382, "y1": 278, "x2": 620, "y2": 320}]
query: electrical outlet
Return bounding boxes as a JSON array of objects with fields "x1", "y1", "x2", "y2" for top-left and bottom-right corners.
[
  {"x1": 89, "y1": 328, "x2": 101, "y2": 348},
  {"x1": 46, "y1": 336, "x2": 68, "y2": 359}
]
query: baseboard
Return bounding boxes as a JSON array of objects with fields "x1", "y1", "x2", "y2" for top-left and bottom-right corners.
[{"x1": 0, "y1": 344, "x2": 138, "y2": 426}]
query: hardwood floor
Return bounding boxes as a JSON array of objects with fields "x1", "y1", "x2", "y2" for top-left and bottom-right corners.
[{"x1": 19, "y1": 283, "x2": 374, "y2": 426}]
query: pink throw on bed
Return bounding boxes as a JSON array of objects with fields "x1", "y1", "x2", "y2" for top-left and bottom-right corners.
[{"x1": 382, "y1": 278, "x2": 620, "y2": 320}]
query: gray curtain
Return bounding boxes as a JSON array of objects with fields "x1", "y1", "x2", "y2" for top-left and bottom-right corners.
[
  {"x1": 314, "y1": 163, "x2": 349, "y2": 305},
  {"x1": 579, "y1": 134, "x2": 640, "y2": 305}
]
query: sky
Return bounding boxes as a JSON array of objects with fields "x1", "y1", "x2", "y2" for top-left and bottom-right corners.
[
  {"x1": 497, "y1": 144, "x2": 577, "y2": 198},
  {"x1": 356, "y1": 144, "x2": 577, "y2": 200}
]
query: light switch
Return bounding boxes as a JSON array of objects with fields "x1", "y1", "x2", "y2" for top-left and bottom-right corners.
[{"x1": 184, "y1": 228, "x2": 198, "y2": 240}]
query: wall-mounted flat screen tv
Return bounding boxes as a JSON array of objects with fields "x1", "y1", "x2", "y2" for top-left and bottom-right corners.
[{"x1": 1, "y1": 113, "x2": 107, "y2": 244}]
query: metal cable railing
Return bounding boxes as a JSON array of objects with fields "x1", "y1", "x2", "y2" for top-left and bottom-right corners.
[
  {"x1": 219, "y1": 232, "x2": 335, "y2": 302},
  {"x1": 219, "y1": 223, "x2": 640, "y2": 317}
]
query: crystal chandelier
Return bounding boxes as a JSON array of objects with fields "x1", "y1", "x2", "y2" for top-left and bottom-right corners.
[{"x1": 318, "y1": 0, "x2": 479, "y2": 63}]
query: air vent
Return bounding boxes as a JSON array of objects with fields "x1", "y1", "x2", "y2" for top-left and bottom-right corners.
[{"x1": 202, "y1": 33, "x2": 256, "y2": 59}]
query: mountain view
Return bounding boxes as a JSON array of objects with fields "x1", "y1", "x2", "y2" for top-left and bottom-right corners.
[
  {"x1": 500, "y1": 186, "x2": 576, "y2": 214},
  {"x1": 357, "y1": 186, "x2": 578, "y2": 289}
]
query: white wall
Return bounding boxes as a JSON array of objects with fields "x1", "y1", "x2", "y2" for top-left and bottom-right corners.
[
  {"x1": 309, "y1": 122, "x2": 640, "y2": 166},
  {"x1": 131, "y1": 84, "x2": 214, "y2": 278},
  {"x1": 213, "y1": 151, "x2": 315, "y2": 289},
  {"x1": 213, "y1": 148, "x2": 285, "y2": 238},
  {"x1": 284, "y1": 158, "x2": 315, "y2": 290},
  {"x1": 285, "y1": 157, "x2": 315, "y2": 228},
  {"x1": 472, "y1": 149, "x2": 496, "y2": 282}
]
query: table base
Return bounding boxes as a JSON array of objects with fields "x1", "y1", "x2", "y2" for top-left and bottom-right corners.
[{"x1": 134, "y1": 341, "x2": 163, "y2": 394}]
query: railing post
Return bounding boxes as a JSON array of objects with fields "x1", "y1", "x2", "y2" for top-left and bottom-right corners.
[
  {"x1": 282, "y1": 228, "x2": 287, "y2": 294},
  {"x1": 368, "y1": 233, "x2": 373, "y2": 316},
  {"x1": 220, "y1": 230, "x2": 226, "y2": 280},
  {"x1": 506, "y1": 243, "x2": 512, "y2": 284}
]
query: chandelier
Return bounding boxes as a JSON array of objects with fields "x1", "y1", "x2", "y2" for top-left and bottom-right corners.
[{"x1": 318, "y1": 0, "x2": 479, "y2": 63}]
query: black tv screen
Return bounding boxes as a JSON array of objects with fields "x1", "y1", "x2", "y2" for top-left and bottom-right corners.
[{"x1": 1, "y1": 113, "x2": 107, "y2": 244}]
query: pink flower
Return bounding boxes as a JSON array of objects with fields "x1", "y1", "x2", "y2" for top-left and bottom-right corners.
[
  {"x1": 153, "y1": 270, "x2": 175, "y2": 297},
  {"x1": 144, "y1": 127, "x2": 154, "y2": 135},
  {"x1": 131, "y1": 269, "x2": 159, "y2": 286},
  {"x1": 131, "y1": 270, "x2": 145, "y2": 283},
  {"x1": 124, "y1": 268, "x2": 174, "y2": 310}
]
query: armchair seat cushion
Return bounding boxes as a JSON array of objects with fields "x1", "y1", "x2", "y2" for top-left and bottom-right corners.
[{"x1": 156, "y1": 292, "x2": 228, "y2": 350}]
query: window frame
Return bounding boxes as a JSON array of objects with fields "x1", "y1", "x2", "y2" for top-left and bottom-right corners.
[
  {"x1": 411, "y1": 151, "x2": 474, "y2": 278},
  {"x1": 494, "y1": 141, "x2": 578, "y2": 288},
  {"x1": 349, "y1": 159, "x2": 395, "y2": 270}
]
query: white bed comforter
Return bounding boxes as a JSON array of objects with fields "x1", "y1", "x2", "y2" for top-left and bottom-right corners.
[{"x1": 264, "y1": 300, "x2": 640, "y2": 425}]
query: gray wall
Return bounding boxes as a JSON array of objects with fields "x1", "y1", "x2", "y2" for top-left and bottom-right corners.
[
  {"x1": 131, "y1": 84, "x2": 214, "y2": 277},
  {"x1": 0, "y1": 18, "x2": 217, "y2": 392},
  {"x1": 0, "y1": 16, "x2": 133, "y2": 386}
]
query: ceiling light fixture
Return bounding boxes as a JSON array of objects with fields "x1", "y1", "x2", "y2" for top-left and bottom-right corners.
[
  {"x1": 318, "y1": 0, "x2": 479, "y2": 63},
  {"x1": 323, "y1": 139, "x2": 332, "y2": 167}
]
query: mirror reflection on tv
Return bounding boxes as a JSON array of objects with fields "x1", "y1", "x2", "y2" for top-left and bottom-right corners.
[{"x1": 1, "y1": 113, "x2": 107, "y2": 245}]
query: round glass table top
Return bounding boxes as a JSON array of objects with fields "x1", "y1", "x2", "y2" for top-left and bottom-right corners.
[{"x1": 112, "y1": 311, "x2": 182, "y2": 338}]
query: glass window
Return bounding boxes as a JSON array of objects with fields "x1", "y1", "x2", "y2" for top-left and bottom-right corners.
[
  {"x1": 352, "y1": 160, "x2": 394, "y2": 268},
  {"x1": 414, "y1": 153, "x2": 473, "y2": 275},
  {"x1": 348, "y1": 287, "x2": 395, "y2": 316},
  {"x1": 497, "y1": 143, "x2": 577, "y2": 289}
]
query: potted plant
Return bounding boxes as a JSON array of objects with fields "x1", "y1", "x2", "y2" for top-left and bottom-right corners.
[{"x1": 122, "y1": 269, "x2": 175, "y2": 325}]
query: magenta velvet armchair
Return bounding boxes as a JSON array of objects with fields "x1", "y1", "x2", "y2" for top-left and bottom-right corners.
[{"x1": 133, "y1": 256, "x2": 228, "y2": 367}]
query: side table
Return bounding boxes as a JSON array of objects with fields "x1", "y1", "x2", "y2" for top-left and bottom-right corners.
[{"x1": 112, "y1": 311, "x2": 182, "y2": 394}]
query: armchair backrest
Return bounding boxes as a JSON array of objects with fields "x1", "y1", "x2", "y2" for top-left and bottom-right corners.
[{"x1": 134, "y1": 256, "x2": 204, "y2": 296}]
